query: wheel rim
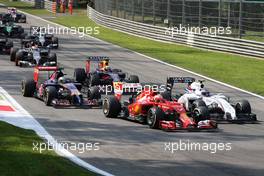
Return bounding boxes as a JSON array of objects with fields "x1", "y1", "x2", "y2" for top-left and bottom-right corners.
[
  {"x1": 103, "y1": 99, "x2": 109, "y2": 114},
  {"x1": 193, "y1": 109, "x2": 200, "y2": 118},
  {"x1": 44, "y1": 91, "x2": 48, "y2": 104},
  {"x1": 147, "y1": 110, "x2": 155, "y2": 126}
]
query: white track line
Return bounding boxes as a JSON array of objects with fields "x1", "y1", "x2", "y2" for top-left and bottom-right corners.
[
  {"x1": 0, "y1": 87, "x2": 114, "y2": 176},
  {"x1": 20, "y1": 10, "x2": 264, "y2": 101}
]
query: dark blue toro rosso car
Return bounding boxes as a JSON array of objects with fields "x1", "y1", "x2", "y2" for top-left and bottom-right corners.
[{"x1": 21, "y1": 66, "x2": 101, "y2": 107}]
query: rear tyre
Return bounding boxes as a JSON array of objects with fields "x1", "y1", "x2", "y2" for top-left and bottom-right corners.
[
  {"x1": 128, "y1": 75, "x2": 139, "y2": 83},
  {"x1": 38, "y1": 58, "x2": 47, "y2": 66},
  {"x1": 103, "y1": 97, "x2": 121, "y2": 118},
  {"x1": 21, "y1": 79, "x2": 36, "y2": 97},
  {"x1": 192, "y1": 99, "x2": 206, "y2": 109},
  {"x1": 235, "y1": 100, "x2": 251, "y2": 114},
  {"x1": 43, "y1": 86, "x2": 58, "y2": 106},
  {"x1": 52, "y1": 37, "x2": 59, "y2": 49},
  {"x1": 15, "y1": 50, "x2": 23, "y2": 66},
  {"x1": 88, "y1": 86, "x2": 101, "y2": 100},
  {"x1": 90, "y1": 74, "x2": 101, "y2": 86},
  {"x1": 20, "y1": 32, "x2": 26, "y2": 39},
  {"x1": 49, "y1": 53, "x2": 57, "y2": 65},
  {"x1": 74, "y1": 68, "x2": 86, "y2": 83},
  {"x1": 160, "y1": 91, "x2": 171, "y2": 101},
  {"x1": 147, "y1": 107, "x2": 164, "y2": 129},
  {"x1": 10, "y1": 48, "x2": 18, "y2": 62}
]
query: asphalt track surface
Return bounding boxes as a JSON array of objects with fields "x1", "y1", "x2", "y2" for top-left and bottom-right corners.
[{"x1": 0, "y1": 7, "x2": 264, "y2": 176}]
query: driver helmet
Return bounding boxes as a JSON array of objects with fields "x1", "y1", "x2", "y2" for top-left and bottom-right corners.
[
  {"x1": 31, "y1": 41, "x2": 39, "y2": 49},
  {"x1": 56, "y1": 70, "x2": 64, "y2": 79},
  {"x1": 153, "y1": 94, "x2": 163, "y2": 102},
  {"x1": 58, "y1": 77, "x2": 65, "y2": 84},
  {"x1": 99, "y1": 60, "x2": 109, "y2": 71}
]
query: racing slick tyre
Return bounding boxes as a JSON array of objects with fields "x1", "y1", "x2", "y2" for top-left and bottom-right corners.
[
  {"x1": 90, "y1": 74, "x2": 101, "y2": 86},
  {"x1": 38, "y1": 58, "x2": 48, "y2": 66},
  {"x1": 128, "y1": 75, "x2": 139, "y2": 83},
  {"x1": 20, "y1": 32, "x2": 26, "y2": 39},
  {"x1": 43, "y1": 86, "x2": 58, "y2": 106},
  {"x1": 15, "y1": 50, "x2": 23, "y2": 66},
  {"x1": 147, "y1": 107, "x2": 164, "y2": 129},
  {"x1": 103, "y1": 96, "x2": 121, "y2": 118},
  {"x1": 160, "y1": 91, "x2": 171, "y2": 101},
  {"x1": 193, "y1": 106, "x2": 210, "y2": 121},
  {"x1": 235, "y1": 100, "x2": 251, "y2": 114},
  {"x1": 192, "y1": 99, "x2": 206, "y2": 109},
  {"x1": 52, "y1": 37, "x2": 59, "y2": 49},
  {"x1": 10, "y1": 48, "x2": 18, "y2": 62},
  {"x1": 88, "y1": 86, "x2": 101, "y2": 100},
  {"x1": 74, "y1": 68, "x2": 86, "y2": 83},
  {"x1": 5, "y1": 41, "x2": 13, "y2": 54},
  {"x1": 21, "y1": 79, "x2": 36, "y2": 97},
  {"x1": 49, "y1": 53, "x2": 57, "y2": 65}
]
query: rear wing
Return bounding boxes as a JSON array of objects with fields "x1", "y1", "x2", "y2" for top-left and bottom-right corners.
[
  {"x1": 33, "y1": 66, "x2": 63, "y2": 82},
  {"x1": 85, "y1": 56, "x2": 110, "y2": 73},
  {"x1": 166, "y1": 77, "x2": 195, "y2": 91},
  {"x1": 35, "y1": 66, "x2": 61, "y2": 71},
  {"x1": 87, "y1": 56, "x2": 109, "y2": 61}
]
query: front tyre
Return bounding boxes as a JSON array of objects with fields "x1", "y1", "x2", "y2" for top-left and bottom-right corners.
[
  {"x1": 103, "y1": 96, "x2": 121, "y2": 118},
  {"x1": 43, "y1": 86, "x2": 58, "y2": 106},
  {"x1": 128, "y1": 75, "x2": 139, "y2": 83},
  {"x1": 10, "y1": 47, "x2": 18, "y2": 62},
  {"x1": 21, "y1": 79, "x2": 36, "y2": 97},
  {"x1": 147, "y1": 107, "x2": 164, "y2": 129},
  {"x1": 235, "y1": 100, "x2": 251, "y2": 114}
]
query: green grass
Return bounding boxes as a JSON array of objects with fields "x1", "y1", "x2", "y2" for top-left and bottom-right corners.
[
  {"x1": 0, "y1": 121, "x2": 95, "y2": 176},
  {"x1": 243, "y1": 31, "x2": 264, "y2": 42},
  {"x1": 1, "y1": 1, "x2": 264, "y2": 96}
]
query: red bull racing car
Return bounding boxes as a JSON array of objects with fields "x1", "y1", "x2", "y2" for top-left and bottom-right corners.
[
  {"x1": 74, "y1": 56, "x2": 140, "y2": 86},
  {"x1": 102, "y1": 81, "x2": 217, "y2": 131},
  {"x1": 21, "y1": 66, "x2": 101, "y2": 107}
]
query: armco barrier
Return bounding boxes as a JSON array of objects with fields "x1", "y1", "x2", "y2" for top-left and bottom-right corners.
[{"x1": 87, "y1": 6, "x2": 264, "y2": 58}]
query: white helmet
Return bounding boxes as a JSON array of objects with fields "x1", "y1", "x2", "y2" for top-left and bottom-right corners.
[{"x1": 58, "y1": 77, "x2": 65, "y2": 84}]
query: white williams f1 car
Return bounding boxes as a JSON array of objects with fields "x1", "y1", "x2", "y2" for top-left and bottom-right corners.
[{"x1": 166, "y1": 77, "x2": 257, "y2": 122}]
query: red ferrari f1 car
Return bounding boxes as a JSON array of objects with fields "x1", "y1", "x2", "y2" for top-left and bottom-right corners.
[
  {"x1": 21, "y1": 66, "x2": 101, "y2": 107},
  {"x1": 102, "y1": 81, "x2": 217, "y2": 131}
]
